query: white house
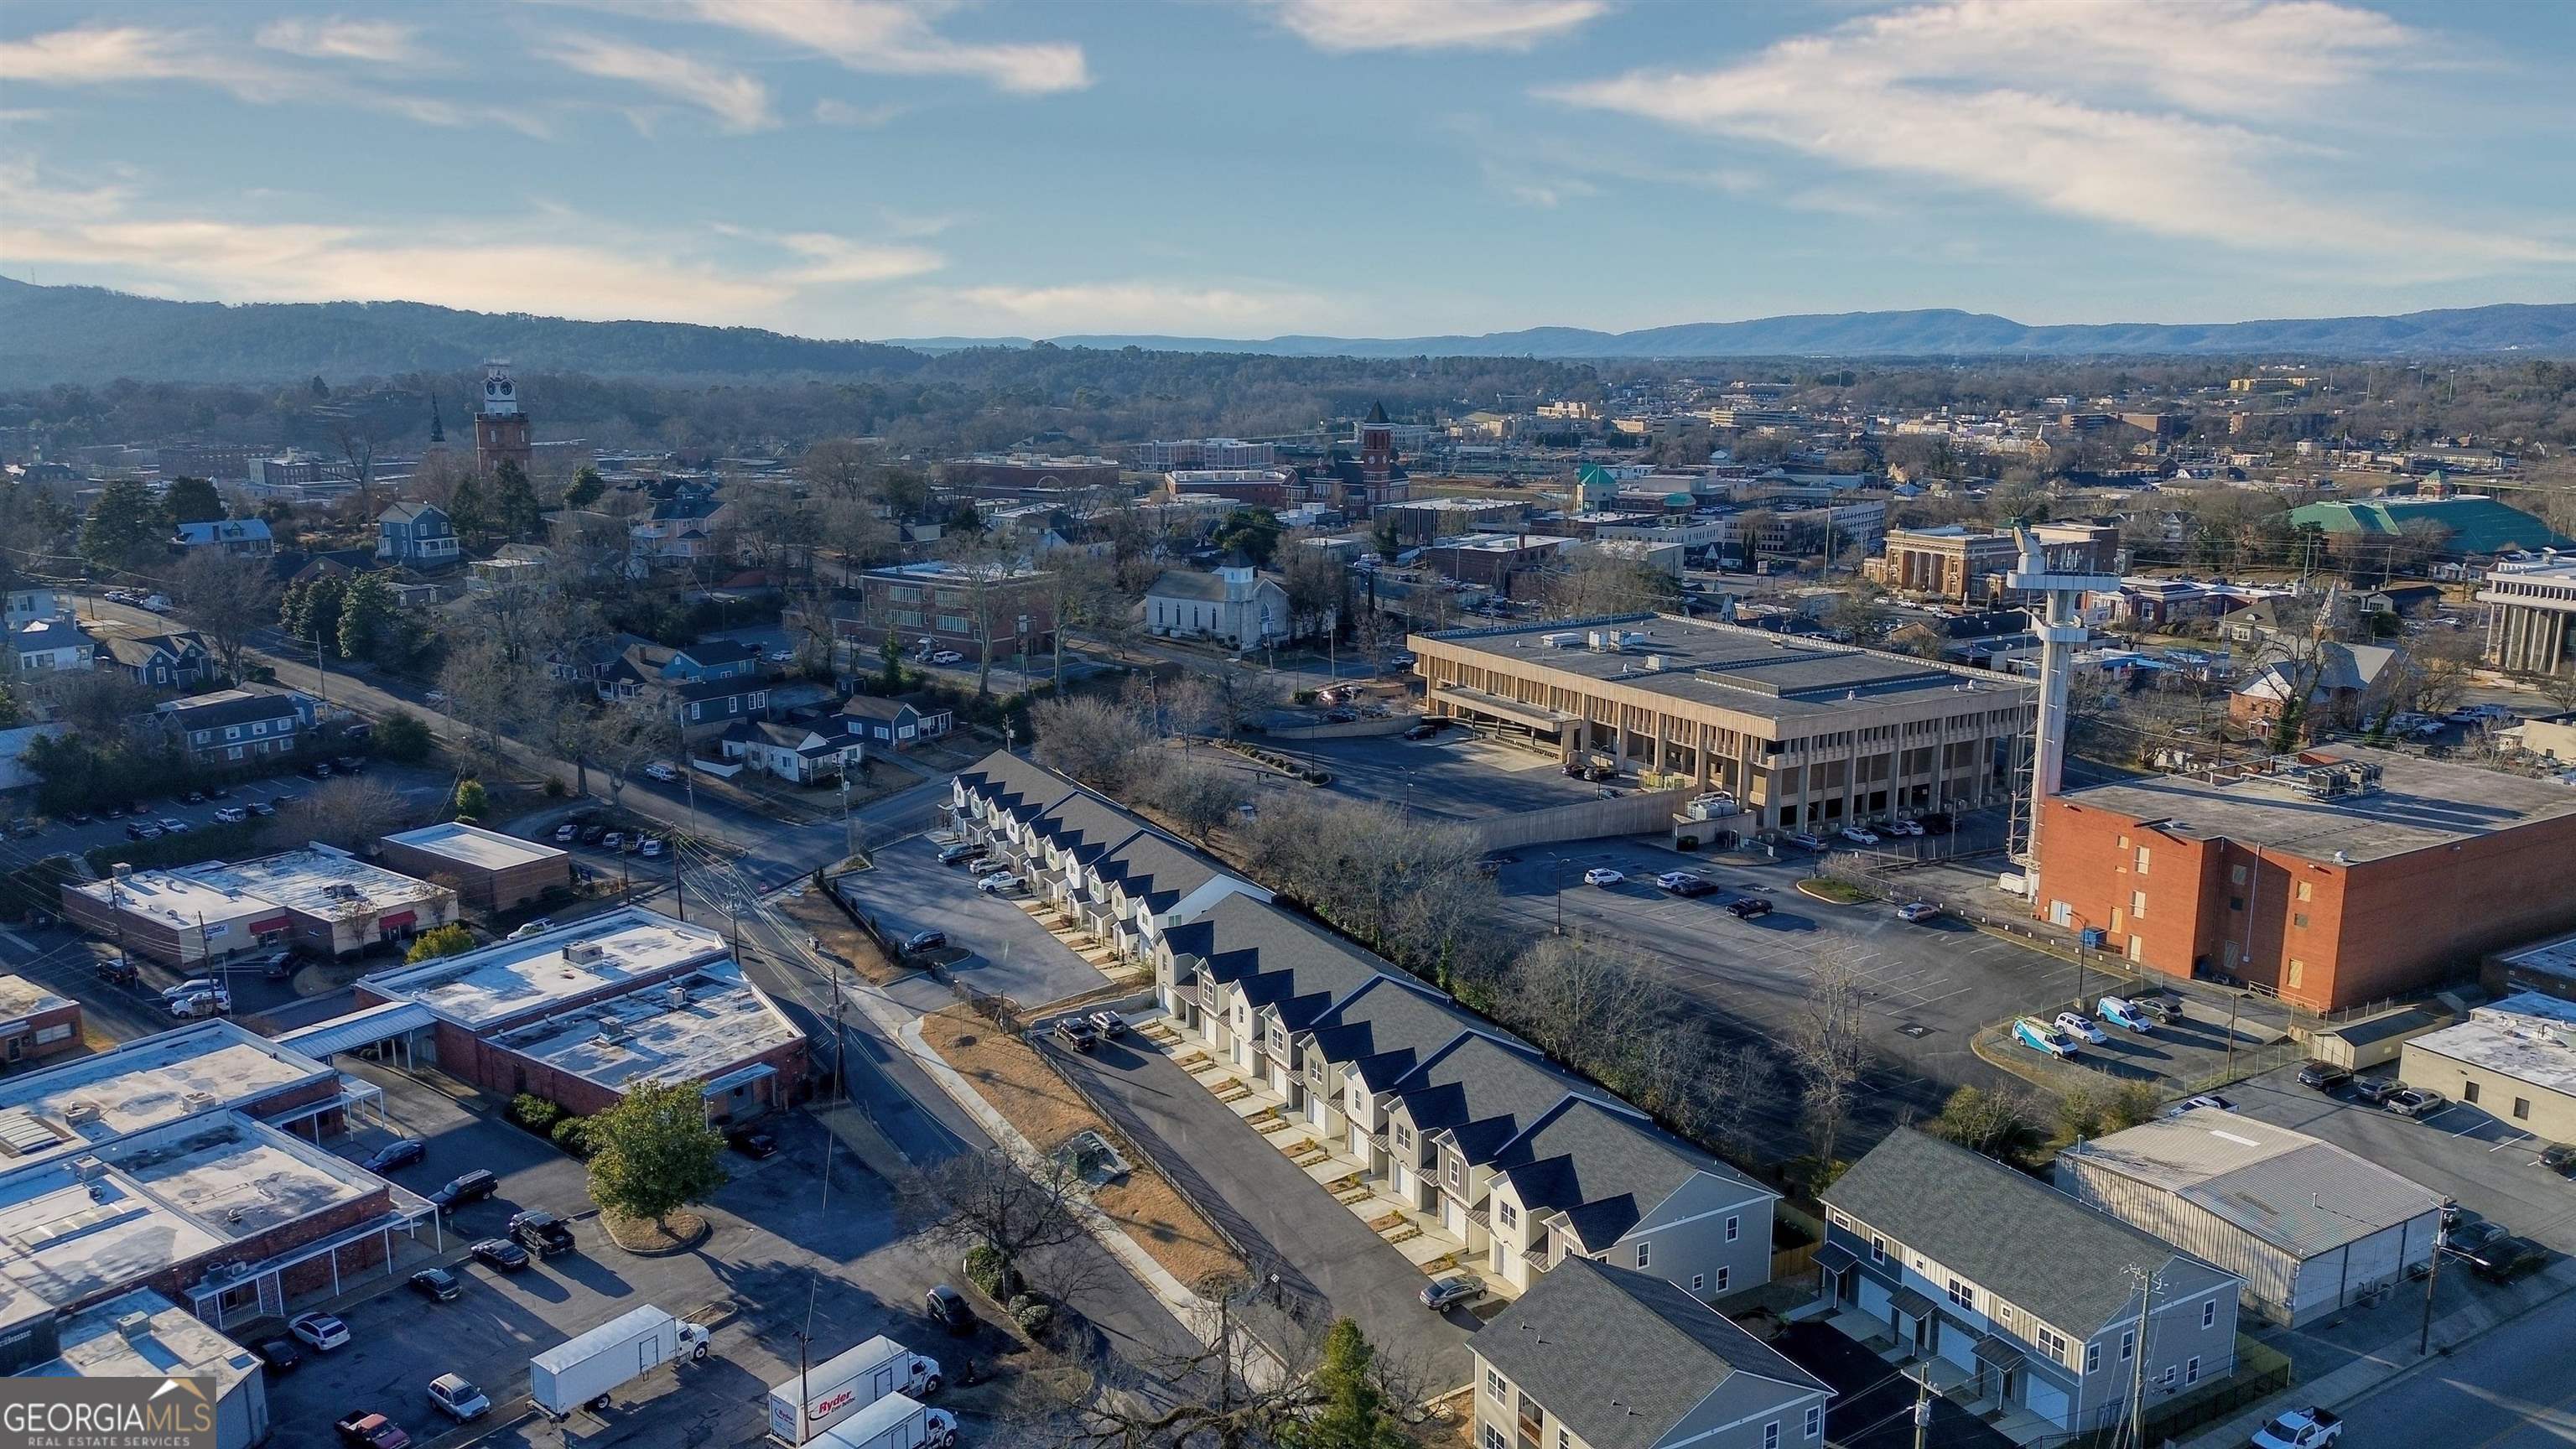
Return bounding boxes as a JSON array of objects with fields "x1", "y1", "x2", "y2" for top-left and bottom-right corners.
[
  {"x1": 9, "y1": 615, "x2": 96, "y2": 673},
  {"x1": 721, "y1": 718, "x2": 865, "y2": 785},
  {"x1": 1145, "y1": 558, "x2": 1296, "y2": 649}
]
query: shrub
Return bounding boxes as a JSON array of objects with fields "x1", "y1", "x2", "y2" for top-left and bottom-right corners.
[
  {"x1": 510, "y1": 1094, "x2": 564, "y2": 1134},
  {"x1": 374, "y1": 711, "x2": 434, "y2": 763},
  {"x1": 543, "y1": 776, "x2": 567, "y2": 798},
  {"x1": 551, "y1": 1116, "x2": 595, "y2": 1157},
  {"x1": 964, "y1": 1244, "x2": 1009, "y2": 1298},
  {"x1": 1012, "y1": 1301, "x2": 1053, "y2": 1338},
  {"x1": 1675, "y1": 834, "x2": 1700, "y2": 851}
]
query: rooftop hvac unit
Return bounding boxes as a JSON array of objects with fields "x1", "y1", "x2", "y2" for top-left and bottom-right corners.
[
  {"x1": 115, "y1": 1312, "x2": 153, "y2": 1342},
  {"x1": 1621, "y1": 631, "x2": 1652, "y2": 647},
  {"x1": 665, "y1": 985, "x2": 689, "y2": 1010},
  {"x1": 71, "y1": 1155, "x2": 106, "y2": 1181},
  {"x1": 1542, "y1": 631, "x2": 1576, "y2": 648},
  {"x1": 1644, "y1": 655, "x2": 1667, "y2": 673},
  {"x1": 182, "y1": 1090, "x2": 218, "y2": 1111},
  {"x1": 64, "y1": 1101, "x2": 102, "y2": 1125},
  {"x1": 564, "y1": 941, "x2": 606, "y2": 963}
]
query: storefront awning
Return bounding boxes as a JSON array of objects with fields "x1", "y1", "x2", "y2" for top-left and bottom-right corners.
[
  {"x1": 376, "y1": 911, "x2": 418, "y2": 931},
  {"x1": 276, "y1": 1000, "x2": 436, "y2": 1057},
  {"x1": 248, "y1": 914, "x2": 295, "y2": 935},
  {"x1": 701, "y1": 1062, "x2": 777, "y2": 1096}
]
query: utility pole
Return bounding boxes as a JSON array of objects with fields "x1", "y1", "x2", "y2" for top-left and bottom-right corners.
[
  {"x1": 1910, "y1": 1364, "x2": 1933, "y2": 1449},
  {"x1": 2124, "y1": 1267, "x2": 2161, "y2": 1449},
  {"x1": 839, "y1": 771, "x2": 854, "y2": 864},
  {"x1": 2418, "y1": 1213, "x2": 2446, "y2": 1355}
]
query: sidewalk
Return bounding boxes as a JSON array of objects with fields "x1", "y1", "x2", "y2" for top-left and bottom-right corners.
[{"x1": 2181, "y1": 1259, "x2": 2576, "y2": 1449}]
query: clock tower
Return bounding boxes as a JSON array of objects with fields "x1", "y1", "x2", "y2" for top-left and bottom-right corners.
[{"x1": 473, "y1": 361, "x2": 533, "y2": 475}]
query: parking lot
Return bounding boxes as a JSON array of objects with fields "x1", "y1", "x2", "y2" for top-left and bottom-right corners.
[
  {"x1": 1237, "y1": 730, "x2": 1616, "y2": 824},
  {"x1": 4, "y1": 761, "x2": 459, "y2": 865},
  {"x1": 263, "y1": 1061, "x2": 1040, "y2": 1449},
  {"x1": 839, "y1": 834, "x2": 1115, "y2": 1013}
]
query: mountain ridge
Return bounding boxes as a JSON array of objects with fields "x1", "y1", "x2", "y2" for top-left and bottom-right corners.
[{"x1": 3, "y1": 276, "x2": 2571, "y2": 385}]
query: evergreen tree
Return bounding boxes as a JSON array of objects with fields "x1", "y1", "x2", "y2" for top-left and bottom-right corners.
[
  {"x1": 337, "y1": 572, "x2": 397, "y2": 661},
  {"x1": 563, "y1": 465, "x2": 605, "y2": 509},
  {"x1": 585, "y1": 1078, "x2": 728, "y2": 1226},
  {"x1": 1295, "y1": 1319, "x2": 1410, "y2": 1449},
  {"x1": 282, "y1": 573, "x2": 346, "y2": 652},
  {"x1": 162, "y1": 475, "x2": 226, "y2": 526},
  {"x1": 878, "y1": 634, "x2": 905, "y2": 693},
  {"x1": 491, "y1": 460, "x2": 543, "y2": 541},
  {"x1": 79, "y1": 475, "x2": 170, "y2": 575},
  {"x1": 448, "y1": 473, "x2": 494, "y2": 548}
]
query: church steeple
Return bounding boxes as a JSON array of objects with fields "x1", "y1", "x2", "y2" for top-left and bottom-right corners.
[{"x1": 428, "y1": 393, "x2": 445, "y2": 444}]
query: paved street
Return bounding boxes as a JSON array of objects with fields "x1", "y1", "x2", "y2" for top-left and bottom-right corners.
[
  {"x1": 1038, "y1": 1027, "x2": 1476, "y2": 1388},
  {"x1": 837, "y1": 835, "x2": 1114, "y2": 1012},
  {"x1": 2331, "y1": 1289, "x2": 2576, "y2": 1449}
]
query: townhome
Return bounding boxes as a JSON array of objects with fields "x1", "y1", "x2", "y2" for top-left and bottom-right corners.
[
  {"x1": 1474, "y1": 1256, "x2": 1832, "y2": 1449},
  {"x1": 101, "y1": 630, "x2": 213, "y2": 689},
  {"x1": 1165, "y1": 891, "x2": 1413, "y2": 1096},
  {"x1": 1816, "y1": 1130, "x2": 2242, "y2": 1435},
  {"x1": 1084, "y1": 831, "x2": 1271, "y2": 963}
]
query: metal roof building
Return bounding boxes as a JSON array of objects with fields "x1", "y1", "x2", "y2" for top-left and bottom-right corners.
[{"x1": 2054, "y1": 1113, "x2": 2445, "y2": 1326}]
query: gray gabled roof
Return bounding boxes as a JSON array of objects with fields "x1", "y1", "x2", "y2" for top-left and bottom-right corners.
[
  {"x1": 1477, "y1": 1256, "x2": 1826, "y2": 1449},
  {"x1": 1091, "y1": 831, "x2": 1226, "y2": 914},
  {"x1": 1025, "y1": 791, "x2": 1153, "y2": 868},
  {"x1": 1307, "y1": 975, "x2": 1507, "y2": 1092},
  {"x1": 1827, "y1": 1130, "x2": 2237, "y2": 1337},
  {"x1": 1389, "y1": 1032, "x2": 1611, "y2": 1165},
  {"x1": 1495, "y1": 1096, "x2": 1764, "y2": 1253},
  {"x1": 1176, "y1": 893, "x2": 1397, "y2": 1034},
  {"x1": 958, "y1": 750, "x2": 1081, "y2": 823},
  {"x1": 1145, "y1": 569, "x2": 1228, "y2": 601}
]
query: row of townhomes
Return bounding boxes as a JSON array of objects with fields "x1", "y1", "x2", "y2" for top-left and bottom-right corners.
[{"x1": 949, "y1": 752, "x2": 1784, "y2": 1320}]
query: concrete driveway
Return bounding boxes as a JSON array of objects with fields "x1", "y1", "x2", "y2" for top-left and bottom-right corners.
[
  {"x1": 1039, "y1": 1027, "x2": 1474, "y2": 1389},
  {"x1": 836, "y1": 835, "x2": 1112, "y2": 1012}
]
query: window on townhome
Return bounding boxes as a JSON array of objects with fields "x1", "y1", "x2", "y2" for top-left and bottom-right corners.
[
  {"x1": 1480, "y1": 1429, "x2": 1503, "y2": 1449},
  {"x1": 225, "y1": 725, "x2": 241, "y2": 740},
  {"x1": 1446, "y1": 1156, "x2": 1461, "y2": 1189},
  {"x1": 1635, "y1": 1241, "x2": 1651, "y2": 1269},
  {"x1": 1485, "y1": 1368, "x2": 1506, "y2": 1403},
  {"x1": 2122, "y1": 1330, "x2": 2135, "y2": 1360},
  {"x1": 1690, "y1": 1273, "x2": 1704, "y2": 1292},
  {"x1": 2159, "y1": 1367, "x2": 2176, "y2": 1389},
  {"x1": 1498, "y1": 1202, "x2": 1516, "y2": 1231},
  {"x1": 2187, "y1": 1357, "x2": 2201, "y2": 1384},
  {"x1": 1763, "y1": 1421, "x2": 1779, "y2": 1449},
  {"x1": 1716, "y1": 1265, "x2": 1730, "y2": 1292},
  {"x1": 1946, "y1": 1278, "x2": 1975, "y2": 1312},
  {"x1": 2085, "y1": 1343, "x2": 2100, "y2": 1373},
  {"x1": 1869, "y1": 1235, "x2": 1886, "y2": 1264},
  {"x1": 1395, "y1": 1124, "x2": 1411, "y2": 1150},
  {"x1": 1726, "y1": 1214, "x2": 1740, "y2": 1243},
  {"x1": 2202, "y1": 1301, "x2": 2217, "y2": 1329},
  {"x1": 1805, "y1": 1405, "x2": 1823, "y2": 1440},
  {"x1": 2037, "y1": 1328, "x2": 2068, "y2": 1365}
]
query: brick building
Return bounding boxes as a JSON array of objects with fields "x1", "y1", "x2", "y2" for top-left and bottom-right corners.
[
  {"x1": 0, "y1": 974, "x2": 82, "y2": 1067},
  {"x1": 2033, "y1": 750, "x2": 2576, "y2": 1010},
  {"x1": 1414, "y1": 532, "x2": 1576, "y2": 598},
  {"x1": 938, "y1": 453, "x2": 1121, "y2": 496},
  {"x1": 353, "y1": 909, "x2": 805, "y2": 1122},
  {"x1": 378, "y1": 821, "x2": 571, "y2": 913},
  {"x1": 1865, "y1": 522, "x2": 2121, "y2": 605},
  {"x1": 68, "y1": 849, "x2": 460, "y2": 964},
  {"x1": 802, "y1": 561, "x2": 1058, "y2": 675}
]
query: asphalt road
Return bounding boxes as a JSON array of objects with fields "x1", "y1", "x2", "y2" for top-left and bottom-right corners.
[{"x1": 2333, "y1": 1288, "x2": 2576, "y2": 1449}]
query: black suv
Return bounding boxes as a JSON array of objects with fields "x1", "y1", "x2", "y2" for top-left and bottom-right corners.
[
  {"x1": 1052, "y1": 1018, "x2": 1100, "y2": 1052},
  {"x1": 509, "y1": 1210, "x2": 575, "y2": 1257},
  {"x1": 2296, "y1": 1061, "x2": 2353, "y2": 1093},
  {"x1": 427, "y1": 1170, "x2": 499, "y2": 1213},
  {"x1": 2464, "y1": 1235, "x2": 2548, "y2": 1284},
  {"x1": 1725, "y1": 896, "x2": 1774, "y2": 919},
  {"x1": 925, "y1": 1284, "x2": 976, "y2": 1335}
]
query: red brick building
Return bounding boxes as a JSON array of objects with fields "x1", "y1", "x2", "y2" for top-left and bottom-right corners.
[
  {"x1": 2033, "y1": 749, "x2": 2576, "y2": 1010},
  {"x1": 798, "y1": 561, "x2": 1059, "y2": 676},
  {"x1": 0, "y1": 974, "x2": 82, "y2": 1067}
]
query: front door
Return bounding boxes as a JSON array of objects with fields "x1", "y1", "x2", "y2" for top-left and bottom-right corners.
[{"x1": 1911, "y1": 1313, "x2": 1931, "y2": 1354}]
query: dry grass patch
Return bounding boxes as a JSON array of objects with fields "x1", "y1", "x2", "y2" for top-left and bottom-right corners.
[
  {"x1": 920, "y1": 1005, "x2": 1239, "y2": 1292},
  {"x1": 780, "y1": 889, "x2": 906, "y2": 984}
]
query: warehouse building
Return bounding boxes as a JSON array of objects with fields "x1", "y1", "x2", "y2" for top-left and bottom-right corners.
[
  {"x1": 2398, "y1": 993, "x2": 2576, "y2": 1143},
  {"x1": 1410, "y1": 613, "x2": 2036, "y2": 831},
  {"x1": 63, "y1": 849, "x2": 461, "y2": 966},
  {"x1": 2055, "y1": 1114, "x2": 2444, "y2": 1327},
  {"x1": 11, "y1": 1290, "x2": 270, "y2": 1449},
  {"x1": 2034, "y1": 749, "x2": 2576, "y2": 1010},
  {"x1": 377, "y1": 821, "x2": 571, "y2": 913}
]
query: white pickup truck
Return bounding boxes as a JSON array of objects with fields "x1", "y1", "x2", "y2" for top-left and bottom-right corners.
[{"x1": 2251, "y1": 1406, "x2": 2341, "y2": 1449}]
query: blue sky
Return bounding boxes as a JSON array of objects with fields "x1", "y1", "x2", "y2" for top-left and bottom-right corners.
[{"x1": 4, "y1": 0, "x2": 2573, "y2": 340}]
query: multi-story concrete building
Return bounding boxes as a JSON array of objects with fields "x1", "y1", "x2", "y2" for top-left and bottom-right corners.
[
  {"x1": 1866, "y1": 522, "x2": 2120, "y2": 605},
  {"x1": 1411, "y1": 614, "x2": 2037, "y2": 833},
  {"x1": 2055, "y1": 1114, "x2": 2444, "y2": 1327},
  {"x1": 2479, "y1": 552, "x2": 2576, "y2": 679},
  {"x1": 2034, "y1": 749, "x2": 2576, "y2": 1010},
  {"x1": 1133, "y1": 438, "x2": 1277, "y2": 470},
  {"x1": 349, "y1": 909, "x2": 805, "y2": 1122},
  {"x1": 1818, "y1": 1130, "x2": 2242, "y2": 1435}
]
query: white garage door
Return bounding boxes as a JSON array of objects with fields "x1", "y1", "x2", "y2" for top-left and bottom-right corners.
[{"x1": 2023, "y1": 1374, "x2": 2070, "y2": 1428}]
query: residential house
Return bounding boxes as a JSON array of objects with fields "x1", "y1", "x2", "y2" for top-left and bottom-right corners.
[
  {"x1": 629, "y1": 495, "x2": 733, "y2": 569},
  {"x1": 838, "y1": 693, "x2": 953, "y2": 750},
  {"x1": 1473, "y1": 1256, "x2": 1832, "y2": 1449},
  {"x1": 721, "y1": 718, "x2": 864, "y2": 785},
  {"x1": 173, "y1": 518, "x2": 276, "y2": 558},
  {"x1": 1145, "y1": 558, "x2": 1296, "y2": 649},
  {"x1": 146, "y1": 689, "x2": 306, "y2": 765},
  {"x1": 101, "y1": 631, "x2": 214, "y2": 689},
  {"x1": 1816, "y1": 1130, "x2": 2242, "y2": 1434},
  {"x1": 593, "y1": 639, "x2": 771, "y2": 738},
  {"x1": 9, "y1": 615, "x2": 95, "y2": 673},
  {"x1": 667, "y1": 674, "x2": 773, "y2": 740},
  {"x1": 2227, "y1": 641, "x2": 2397, "y2": 738},
  {"x1": 804, "y1": 562, "x2": 1060, "y2": 677},
  {"x1": 4, "y1": 585, "x2": 59, "y2": 630},
  {"x1": 377, "y1": 501, "x2": 461, "y2": 567},
  {"x1": 543, "y1": 631, "x2": 655, "y2": 687},
  {"x1": 470, "y1": 543, "x2": 554, "y2": 594}
]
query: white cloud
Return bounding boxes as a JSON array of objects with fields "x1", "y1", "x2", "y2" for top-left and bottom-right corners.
[
  {"x1": 676, "y1": 0, "x2": 1088, "y2": 94},
  {"x1": 0, "y1": 24, "x2": 527, "y2": 129},
  {"x1": 543, "y1": 34, "x2": 775, "y2": 131},
  {"x1": 1258, "y1": 0, "x2": 1605, "y2": 52},
  {"x1": 1546, "y1": 0, "x2": 2573, "y2": 272},
  {"x1": 899, "y1": 281, "x2": 1337, "y2": 337},
  {"x1": 254, "y1": 18, "x2": 427, "y2": 66},
  {"x1": 0, "y1": 162, "x2": 940, "y2": 325},
  {"x1": 813, "y1": 98, "x2": 906, "y2": 127}
]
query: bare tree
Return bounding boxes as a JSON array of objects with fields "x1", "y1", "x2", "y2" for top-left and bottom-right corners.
[
  {"x1": 1788, "y1": 948, "x2": 1871, "y2": 1177},
  {"x1": 1548, "y1": 553, "x2": 1683, "y2": 620},
  {"x1": 37, "y1": 671, "x2": 158, "y2": 738},
  {"x1": 436, "y1": 637, "x2": 531, "y2": 766},
  {"x1": 1030, "y1": 694, "x2": 1155, "y2": 790},
  {"x1": 170, "y1": 548, "x2": 281, "y2": 685},
  {"x1": 1066, "y1": 1273, "x2": 1342, "y2": 1449},
  {"x1": 278, "y1": 776, "x2": 412, "y2": 851},
  {"x1": 592, "y1": 698, "x2": 678, "y2": 810},
  {"x1": 900, "y1": 1150, "x2": 1094, "y2": 1292},
  {"x1": 1135, "y1": 755, "x2": 1244, "y2": 844}
]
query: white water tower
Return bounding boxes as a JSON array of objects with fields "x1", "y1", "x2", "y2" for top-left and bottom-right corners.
[{"x1": 2005, "y1": 523, "x2": 2117, "y2": 901}]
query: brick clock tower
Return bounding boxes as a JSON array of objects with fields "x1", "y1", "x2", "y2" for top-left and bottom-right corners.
[{"x1": 473, "y1": 361, "x2": 532, "y2": 475}]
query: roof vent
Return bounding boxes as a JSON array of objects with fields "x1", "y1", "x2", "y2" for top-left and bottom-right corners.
[
  {"x1": 182, "y1": 1090, "x2": 218, "y2": 1111},
  {"x1": 564, "y1": 941, "x2": 606, "y2": 963},
  {"x1": 666, "y1": 985, "x2": 690, "y2": 1010},
  {"x1": 71, "y1": 1154, "x2": 106, "y2": 1181},
  {"x1": 115, "y1": 1312, "x2": 154, "y2": 1342},
  {"x1": 64, "y1": 1100, "x2": 103, "y2": 1125}
]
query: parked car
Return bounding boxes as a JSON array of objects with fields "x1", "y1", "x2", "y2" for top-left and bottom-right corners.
[
  {"x1": 2012, "y1": 1016, "x2": 2080, "y2": 1058},
  {"x1": 1896, "y1": 901, "x2": 1940, "y2": 923},
  {"x1": 924, "y1": 1284, "x2": 976, "y2": 1334},
  {"x1": 937, "y1": 843, "x2": 979, "y2": 865},
  {"x1": 470, "y1": 1238, "x2": 532, "y2": 1272},
  {"x1": 2297, "y1": 1061, "x2": 2354, "y2": 1093},
  {"x1": 1725, "y1": 896, "x2": 1774, "y2": 919},
  {"x1": 166, "y1": 989, "x2": 231, "y2": 1019},
  {"x1": 2540, "y1": 1143, "x2": 2576, "y2": 1177},
  {"x1": 726, "y1": 1126, "x2": 780, "y2": 1160},
  {"x1": 408, "y1": 1268, "x2": 463, "y2": 1302},
  {"x1": 1052, "y1": 1017, "x2": 1100, "y2": 1052},
  {"x1": 928, "y1": 650, "x2": 965, "y2": 667},
  {"x1": 600, "y1": 832, "x2": 626, "y2": 851},
  {"x1": 183, "y1": 790, "x2": 207, "y2": 805},
  {"x1": 305, "y1": 761, "x2": 334, "y2": 779},
  {"x1": 291, "y1": 1312, "x2": 352, "y2": 1351},
  {"x1": 1916, "y1": 812, "x2": 1955, "y2": 835},
  {"x1": 1780, "y1": 831, "x2": 1826, "y2": 850},
  {"x1": 2251, "y1": 1407, "x2": 2341, "y2": 1449},
  {"x1": 427, "y1": 1170, "x2": 499, "y2": 1213},
  {"x1": 213, "y1": 806, "x2": 248, "y2": 823},
  {"x1": 2347, "y1": 1076, "x2": 2404, "y2": 1107},
  {"x1": 1089, "y1": 1009, "x2": 1127, "y2": 1037},
  {"x1": 2054, "y1": 1011, "x2": 2107, "y2": 1046},
  {"x1": 510, "y1": 917, "x2": 556, "y2": 940},
  {"x1": 2463, "y1": 1235, "x2": 2548, "y2": 1283},
  {"x1": 2163, "y1": 1094, "x2": 2236, "y2": 1118},
  {"x1": 162, "y1": 977, "x2": 225, "y2": 1000},
  {"x1": 976, "y1": 872, "x2": 1018, "y2": 894},
  {"x1": 257, "y1": 1337, "x2": 304, "y2": 1375},
  {"x1": 510, "y1": 1210, "x2": 576, "y2": 1256},
  {"x1": 967, "y1": 854, "x2": 1007, "y2": 874},
  {"x1": 335, "y1": 1413, "x2": 411, "y2": 1449},
  {"x1": 158, "y1": 817, "x2": 188, "y2": 833},
  {"x1": 643, "y1": 762, "x2": 679, "y2": 783},
  {"x1": 1839, "y1": 826, "x2": 1882, "y2": 846},
  {"x1": 1885, "y1": 818, "x2": 1925, "y2": 838},
  {"x1": 2096, "y1": 995, "x2": 2154, "y2": 1033},
  {"x1": 553, "y1": 823, "x2": 580, "y2": 842},
  {"x1": 2130, "y1": 990, "x2": 2186, "y2": 1022},
  {"x1": 639, "y1": 837, "x2": 664, "y2": 858},
  {"x1": 428, "y1": 1374, "x2": 491, "y2": 1422},
  {"x1": 1582, "y1": 867, "x2": 1625, "y2": 887},
  {"x1": 2444, "y1": 1220, "x2": 2511, "y2": 1259},
  {"x1": 361, "y1": 1139, "x2": 428, "y2": 1174},
  {"x1": 1420, "y1": 1275, "x2": 1482, "y2": 1311},
  {"x1": 578, "y1": 823, "x2": 609, "y2": 844},
  {"x1": 903, "y1": 929, "x2": 948, "y2": 954},
  {"x1": 1403, "y1": 723, "x2": 1439, "y2": 741},
  {"x1": 2384, "y1": 1088, "x2": 2448, "y2": 1119},
  {"x1": 333, "y1": 756, "x2": 366, "y2": 774},
  {"x1": 247, "y1": 799, "x2": 277, "y2": 818}
]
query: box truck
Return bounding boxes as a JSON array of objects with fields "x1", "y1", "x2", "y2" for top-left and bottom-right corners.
[
  {"x1": 530, "y1": 1306, "x2": 712, "y2": 1419},
  {"x1": 768, "y1": 1336, "x2": 944, "y2": 1445},
  {"x1": 809, "y1": 1394, "x2": 956, "y2": 1449}
]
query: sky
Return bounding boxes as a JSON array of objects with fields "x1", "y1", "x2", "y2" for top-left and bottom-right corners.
[{"x1": 3, "y1": 0, "x2": 2573, "y2": 342}]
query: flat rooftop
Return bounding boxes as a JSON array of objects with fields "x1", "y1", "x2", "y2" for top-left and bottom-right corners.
[
  {"x1": 0, "y1": 1022, "x2": 332, "y2": 1168},
  {"x1": 2406, "y1": 992, "x2": 2576, "y2": 1095},
  {"x1": 380, "y1": 820, "x2": 568, "y2": 872},
  {"x1": 360, "y1": 908, "x2": 732, "y2": 1030},
  {"x1": 487, "y1": 961, "x2": 800, "y2": 1094},
  {"x1": 184, "y1": 849, "x2": 452, "y2": 923},
  {"x1": 23, "y1": 1288, "x2": 262, "y2": 1394},
  {"x1": 0, "y1": 975, "x2": 70, "y2": 1023},
  {"x1": 1419, "y1": 613, "x2": 2035, "y2": 724},
  {"x1": 2496, "y1": 930, "x2": 2576, "y2": 984},
  {"x1": 2057, "y1": 748, "x2": 2576, "y2": 864},
  {"x1": 65, "y1": 870, "x2": 280, "y2": 932}
]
